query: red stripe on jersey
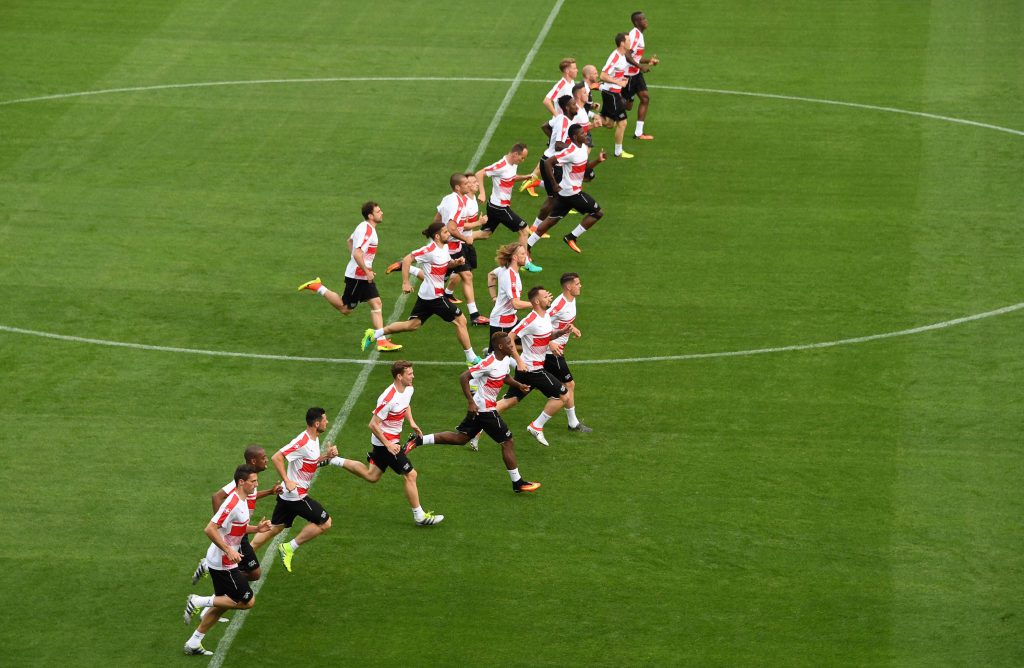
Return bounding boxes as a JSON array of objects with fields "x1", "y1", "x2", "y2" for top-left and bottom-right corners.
[
  {"x1": 499, "y1": 313, "x2": 516, "y2": 325},
  {"x1": 570, "y1": 164, "x2": 587, "y2": 174},
  {"x1": 485, "y1": 377, "x2": 506, "y2": 389},
  {"x1": 373, "y1": 386, "x2": 397, "y2": 416},
  {"x1": 487, "y1": 159, "x2": 507, "y2": 172},
  {"x1": 229, "y1": 522, "x2": 247, "y2": 537},
  {"x1": 411, "y1": 242, "x2": 436, "y2": 259},
  {"x1": 281, "y1": 432, "x2": 310, "y2": 456},
  {"x1": 512, "y1": 311, "x2": 538, "y2": 336},
  {"x1": 300, "y1": 460, "x2": 318, "y2": 474},
  {"x1": 215, "y1": 494, "x2": 241, "y2": 526}
]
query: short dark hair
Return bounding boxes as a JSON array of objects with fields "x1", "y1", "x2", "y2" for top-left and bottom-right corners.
[
  {"x1": 560, "y1": 272, "x2": 580, "y2": 287},
  {"x1": 243, "y1": 444, "x2": 264, "y2": 462},
  {"x1": 361, "y1": 201, "x2": 379, "y2": 219},
  {"x1": 306, "y1": 407, "x2": 326, "y2": 426},
  {"x1": 567, "y1": 123, "x2": 582, "y2": 139},
  {"x1": 391, "y1": 360, "x2": 413, "y2": 378},
  {"x1": 527, "y1": 285, "x2": 545, "y2": 301},
  {"x1": 490, "y1": 331, "x2": 510, "y2": 349},
  {"x1": 557, "y1": 94, "x2": 573, "y2": 113},
  {"x1": 631, "y1": 11, "x2": 644, "y2": 23},
  {"x1": 615, "y1": 32, "x2": 629, "y2": 47},
  {"x1": 571, "y1": 82, "x2": 586, "y2": 95},
  {"x1": 511, "y1": 143, "x2": 528, "y2": 154},
  {"x1": 450, "y1": 172, "x2": 466, "y2": 189},
  {"x1": 423, "y1": 221, "x2": 445, "y2": 239},
  {"x1": 233, "y1": 464, "x2": 258, "y2": 484}
]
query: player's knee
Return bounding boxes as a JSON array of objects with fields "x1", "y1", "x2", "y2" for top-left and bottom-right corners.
[
  {"x1": 406, "y1": 469, "x2": 418, "y2": 483},
  {"x1": 639, "y1": 90, "x2": 650, "y2": 102},
  {"x1": 244, "y1": 596, "x2": 256, "y2": 608},
  {"x1": 321, "y1": 517, "x2": 332, "y2": 531},
  {"x1": 368, "y1": 298, "x2": 382, "y2": 309},
  {"x1": 591, "y1": 209, "x2": 604, "y2": 221},
  {"x1": 245, "y1": 568, "x2": 261, "y2": 582}
]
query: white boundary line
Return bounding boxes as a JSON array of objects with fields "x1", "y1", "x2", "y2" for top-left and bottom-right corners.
[
  {"x1": 5, "y1": 301, "x2": 1023, "y2": 368},
  {"x1": 208, "y1": 2, "x2": 565, "y2": 664}
]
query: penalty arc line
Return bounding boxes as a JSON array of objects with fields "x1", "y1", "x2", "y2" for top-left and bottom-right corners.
[{"x1": 207, "y1": 0, "x2": 566, "y2": 664}]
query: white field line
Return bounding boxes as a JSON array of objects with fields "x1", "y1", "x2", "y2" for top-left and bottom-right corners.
[
  {"x1": 208, "y1": 1, "x2": 566, "y2": 664},
  {"x1": 4, "y1": 301, "x2": 1023, "y2": 367}
]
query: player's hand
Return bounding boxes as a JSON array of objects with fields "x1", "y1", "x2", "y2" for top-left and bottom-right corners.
[
  {"x1": 597, "y1": 149, "x2": 607, "y2": 163},
  {"x1": 364, "y1": 269, "x2": 375, "y2": 283},
  {"x1": 478, "y1": 194, "x2": 486, "y2": 204},
  {"x1": 402, "y1": 281, "x2": 413, "y2": 293},
  {"x1": 256, "y1": 519, "x2": 272, "y2": 533},
  {"x1": 549, "y1": 342, "x2": 564, "y2": 356},
  {"x1": 325, "y1": 444, "x2": 339, "y2": 458},
  {"x1": 571, "y1": 326, "x2": 582, "y2": 338},
  {"x1": 519, "y1": 384, "x2": 531, "y2": 393},
  {"x1": 651, "y1": 55, "x2": 659, "y2": 65},
  {"x1": 455, "y1": 257, "x2": 466, "y2": 265},
  {"x1": 226, "y1": 548, "x2": 242, "y2": 564},
  {"x1": 467, "y1": 401, "x2": 479, "y2": 414},
  {"x1": 285, "y1": 479, "x2": 297, "y2": 492},
  {"x1": 385, "y1": 440, "x2": 400, "y2": 455},
  {"x1": 271, "y1": 482, "x2": 283, "y2": 495},
  {"x1": 516, "y1": 360, "x2": 527, "y2": 372}
]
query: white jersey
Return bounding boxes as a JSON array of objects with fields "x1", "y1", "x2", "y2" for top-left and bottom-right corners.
[
  {"x1": 464, "y1": 196, "x2": 480, "y2": 229},
  {"x1": 547, "y1": 293, "x2": 577, "y2": 348},
  {"x1": 468, "y1": 353, "x2": 516, "y2": 410},
  {"x1": 277, "y1": 430, "x2": 321, "y2": 501},
  {"x1": 344, "y1": 220, "x2": 378, "y2": 279},
  {"x1": 552, "y1": 142, "x2": 589, "y2": 196},
  {"x1": 544, "y1": 114, "x2": 572, "y2": 158},
  {"x1": 220, "y1": 480, "x2": 257, "y2": 514},
  {"x1": 626, "y1": 28, "x2": 645, "y2": 77},
  {"x1": 437, "y1": 191, "x2": 469, "y2": 253},
  {"x1": 511, "y1": 310, "x2": 554, "y2": 371},
  {"x1": 571, "y1": 105, "x2": 591, "y2": 135},
  {"x1": 205, "y1": 489, "x2": 250, "y2": 571},
  {"x1": 488, "y1": 265, "x2": 522, "y2": 327},
  {"x1": 600, "y1": 49, "x2": 628, "y2": 93},
  {"x1": 371, "y1": 383, "x2": 413, "y2": 446},
  {"x1": 545, "y1": 76, "x2": 575, "y2": 115},
  {"x1": 410, "y1": 241, "x2": 451, "y2": 299},
  {"x1": 483, "y1": 156, "x2": 519, "y2": 207}
]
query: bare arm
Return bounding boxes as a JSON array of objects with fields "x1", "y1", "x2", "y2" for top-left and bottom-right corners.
[
  {"x1": 401, "y1": 254, "x2": 414, "y2": 293},
  {"x1": 271, "y1": 450, "x2": 294, "y2": 492},
  {"x1": 353, "y1": 247, "x2": 374, "y2": 282},
  {"x1": 459, "y1": 369, "x2": 477, "y2": 411},
  {"x1": 474, "y1": 167, "x2": 488, "y2": 202},
  {"x1": 543, "y1": 95, "x2": 557, "y2": 116},
  {"x1": 369, "y1": 414, "x2": 400, "y2": 455},
  {"x1": 211, "y1": 489, "x2": 228, "y2": 514},
  {"x1": 204, "y1": 522, "x2": 241, "y2": 563}
]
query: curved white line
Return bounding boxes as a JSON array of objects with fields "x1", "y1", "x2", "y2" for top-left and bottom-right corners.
[{"x1": 4, "y1": 302, "x2": 1021, "y2": 366}]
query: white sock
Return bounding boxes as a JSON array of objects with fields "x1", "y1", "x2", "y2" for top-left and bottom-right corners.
[
  {"x1": 507, "y1": 467, "x2": 522, "y2": 482},
  {"x1": 464, "y1": 348, "x2": 478, "y2": 362},
  {"x1": 328, "y1": 456, "x2": 346, "y2": 467},
  {"x1": 533, "y1": 217, "x2": 543, "y2": 227},
  {"x1": 615, "y1": 144, "x2": 624, "y2": 156},
  {"x1": 373, "y1": 328, "x2": 384, "y2": 339},
  {"x1": 636, "y1": 120, "x2": 645, "y2": 135},
  {"x1": 534, "y1": 411, "x2": 553, "y2": 428},
  {"x1": 412, "y1": 266, "x2": 424, "y2": 279},
  {"x1": 467, "y1": 301, "x2": 477, "y2": 314},
  {"x1": 412, "y1": 506, "x2": 425, "y2": 521},
  {"x1": 423, "y1": 434, "x2": 435, "y2": 445},
  {"x1": 315, "y1": 285, "x2": 328, "y2": 296},
  {"x1": 527, "y1": 232, "x2": 541, "y2": 246},
  {"x1": 193, "y1": 594, "x2": 215, "y2": 607},
  {"x1": 289, "y1": 539, "x2": 299, "y2": 551},
  {"x1": 566, "y1": 407, "x2": 579, "y2": 427},
  {"x1": 187, "y1": 630, "x2": 206, "y2": 647},
  {"x1": 571, "y1": 224, "x2": 587, "y2": 237}
]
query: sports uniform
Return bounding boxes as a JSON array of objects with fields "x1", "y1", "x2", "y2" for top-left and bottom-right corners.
[
  {"x1": 622, "y1": 27, "x2": 648, "y2": 102},
  {"x1": 488, "y1": 265, "x2": 522, "y2": 335},
  {"x1": 216, "y1": 480, "x2": 260, "y2": 572},
  {"x1": 408, "y1": 240, "x2": 462, "y2": 323},
  {"x1": 504, "y1": 310, "x2": 567, "y2": 401},
  {"x1": 539, "y1": 113, "x2": 572, "y2": 197},
  {"x1": 544, "y1": 293, "x2": 577, "y2": 383},
  {"x1": 206, "y1": 490, "x2": 255, "y2": 604},
  {"x1": 600, "y1": 49, "x2": 629, "y2": 121},
  {"x1": 438, "y1": 192, "x2": 473, "y2": 275},
  {"x1": 455, "y1": 354, "x2": 516, "y2": 443},
  {"x1": 342, "y1": 220, "x2": 380, "y2": 309},
  {"x1": 368, "y1": 383, "x2": 415, "y2": 474},
  {"x1": 481, "y1": 156, "x2": 528, "y2": 234},
  {"x1": 544, "y1": 76, "x2": 574, "y2": 116},
  {"x1": 549, "y1": 142, "x2": 601, "y2": 220},
  {"x1": 270, "y1": 431, "x2": 331, "y2": 529}
]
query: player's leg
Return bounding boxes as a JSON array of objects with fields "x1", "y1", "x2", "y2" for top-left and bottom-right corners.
[
  {"x1": 298, "y1": 278, "x2": 354, "y2": 315},
  {"x1": 249, "y1": 522, "x2": 283, "y2": 551}
]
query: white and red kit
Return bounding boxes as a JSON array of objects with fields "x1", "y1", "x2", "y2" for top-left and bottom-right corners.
[
  {"x1": 600, "y1": 50, "x2": 628, "y2": 93},
  {"x1": 371, "y1": 383, "x2": 414, "y2": 446},
  {"x1": 552, "y1": 142, "x2": 590, "y2": 196},
  {"x1": 468, "y1": 354, "x2": 517, "y2": 410},
  {"x1": 571, "y1": 104, "x2": 591, "y2": 134},
  {"x1": 277, "y1": 431, "x2": 321, "y2": 501},
  {"x1": 544, "y1": 114, "x2": 573, "y2": 159},
  {"x1": 463, "y1": 196, "x2": 480, "y2": 231},
  {"x1": 545, "y1": 76, "x2": 575, "y2": 116},
  {"x1": 409, "y1": 241, "x2": 452, "y2": 299},
  {"x1": 547, "y1": 294, "x2": 577, "y2": 349},
  {"x1": 512, "y1": 310, "x2": 555, "y2": 371},
  {"x1": 205, "y1": 489, "x2": 250, "y2": 570},
  {"x1": 625, "y1": 28, "x2": 645, "y2": 77},
  {"x1": 219, "y1": 480, "x2": 257, "y2": 513},
  {"x1": 437, "y1": 191, "x2": 469, "y2": 254},
  {"x1": 344, "y1": 220, "x2": 378, "y2": 279},
  {"x1": 488, "y1": 265, "x2": 522, "y2": 328},
  {"x1": 482, "y1": 156, "x2": 519, "y2": 207}
]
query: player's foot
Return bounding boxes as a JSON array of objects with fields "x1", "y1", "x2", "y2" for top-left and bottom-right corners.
[
  {"x1": 528, "y1": 225, "x2": 551, "y2": 239},
  {"x1": 385, "y1": 260, "x2": 401, "y2": 275},
  {"x1": 360, "y1": 328, "x2": 375, "y2": 352},
  {"x1": 523, "y1": 260, "x2": 543, "y2": 273},
  {"x1": 567, "y1": 209, "x2": 579, "y2": 215},
  {"x1": 297, "y1": 277, "x2": 322, "y2": 292},
  {"x1": 278, "y1": 542, "x2": 295, "y2": 573},
  {"x1": 376, "y1": 338, "x2": 402, "y2": 352},
  {"x1": 416, "y1": 511, "x2": 445, "y2": 526},
  {"x1": 467, "y1": 356, "x2": 483, "y2": 367},
  {"x1": 568, "y1": 422, "x2": 594, "y2": 433},
  {"x1": 183, "y1": 595, "x2": 199, "y2": 624},
  {"x1": 519, "y1": 177, "x2": 537, "y2": 193},
  {"x1": 191, "y1": 558, "x2": 208, "y2": 585},
  {"x1": 184, "y1": 644, "x2": 214, "y2": 657},
  {"x1": 513, "y1": 479, "x2": 541, "y2": 493},
  {"x1": 446, "y1": 294, "x2": 463, "y2": 304},
  {"x1": 403, "y1": 433, "x2": 422, "y2": 455},
  {"x1": 468, "y1": 434, "x2": 480, "y2": 451},
  {"x1": 470, "y1": 314, "x2": 489, "y2": 326},
  {"x1": 634, "y1": 133, "x2": 654, "y2": 140},
  {"x1": 563, "y1": 235, "x2": 582, "y2": 254},
  {"x1": 615, "y1": 151, "x2": 635, "y2": 159},
  {"x1": 526, "y1": 423, "x2": 550, "y2": 446}
]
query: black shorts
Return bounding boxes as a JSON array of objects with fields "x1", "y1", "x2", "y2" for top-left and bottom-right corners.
[
  {"x1": 456, "y1": 410, "x2": 513, "y2": 443},
  {"x1": 210, "y1": 566, "x2": 254, "y2": 604},
  {"x1": 504, "y1": 368, "x2": 567, "y2": 400},
  {"x1": 543, "y1": 354, "x2": 573, "y2": 383},
  {"x1": 409, "y1": 295, "x2": 461, "y2": 323},
  {"x1": 270, "y1": 495, "x2": 330, "y2": 528},
  {"x1": 600, "y1": 90, "x2": 627, "y2": 121},
  {"x1": 237, "y1": 534, "x2": 260, "y2": 573},
  {"x1": 622, "y1": 72, "x2": 647, "y2": 102},
  {"x1": 483, "y1": 203, "x2": 527, "y2": 233},
  {"x1": 539, "y1": 158, "x2": 563, "y2": 198},
  {"x1": 342, "y1": 276, "x2": 379, "y2": 309},
  {"x1": 367, "y1": 444, "x2": 414, "y2": 475},
  {"x1": 551, "y1": 192, "x2": 601, "y2": 219}
]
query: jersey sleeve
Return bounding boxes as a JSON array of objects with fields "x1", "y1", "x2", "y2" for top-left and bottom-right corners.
[
  {"x1": 372, "y1": 387, "x2": 397, "y2": 420},
  {"x1": 351, "y1": 223, "x2": 373, "y2": 252},
  {"x1": 437, "y1": 197, "x2": 456, "y2": 224},
  {"x1": 484, "y1": 158, "x2": 506, "y2": 176},
  {"x1": 511, "y1": 313, "x2": 535, "y2": 338},
  {"x1": 410, "y1": 242, "x2": 433, "y2": 260}
]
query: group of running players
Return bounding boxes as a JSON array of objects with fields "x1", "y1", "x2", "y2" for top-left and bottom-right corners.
[{"x1": 181, "y1": 13, "x2": 658, "y2": 656}]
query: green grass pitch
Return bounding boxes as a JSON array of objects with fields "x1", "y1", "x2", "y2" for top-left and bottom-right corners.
[{"x1": 1, "y1": 1, "x2": 1021, "y2": 666}]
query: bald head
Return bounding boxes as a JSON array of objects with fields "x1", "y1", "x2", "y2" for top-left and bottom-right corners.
[{"x1": 450, "y1": 172, "x2": 467, "y2": 190}]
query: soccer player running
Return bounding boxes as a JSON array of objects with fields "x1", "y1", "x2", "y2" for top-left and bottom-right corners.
[
  {"x1": 527, "y1": 94, "x2": 578, "y2": 247},
  {"x1": 182, "y1": 464, "x2": 272, "y2": 656},
  {"x1": 362, "y1": 222, "x2": 482, "y2": 365},
  {"x1": 445, "y1": 172, "x2": 491, "y2": 321},
  {"x1": 404, "y1": 332, "x2": 541, "y2": 493},
  {"x1": 190, "y1": 445, "x2": 282, "y2": 623},
  {"x1": 622, "y1": 11, "x2": 660, "y2": 140},
  {"x1": 546, "y1": 272, "x2": 592, "y2": 433},
  {"x1": 473, "y1": 144, "x2": 543, "y2": 273},
  {"x1": 435, "y1": 173, "x2": 488, "y2": 325},
  {"x1": 599, "y1": 33, "x2": 634, "y2": 159},
  {"x1": 251, "y1": 408, "x2": 338, "y2": 573},
  {"x1": 520, "y1": 57, "x2": 578, "y2": 197},
  {"x1": 496, "y1": 286, "x2": 574, "y2": 447},
  {"x1": 529, "y1": 123, "x2": 608, "y2": 256},
  {"x1": 318, "y1": 360, "x2": 444, "y2": 525},
  {"x1": 487, "y1": 242, "x2": 533, "y2": 340},
  {"x1": 297, "y1": 201, "x2": 402, "y2": 352}
]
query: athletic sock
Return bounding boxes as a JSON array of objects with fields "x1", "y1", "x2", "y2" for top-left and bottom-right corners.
[
  {"x1": 527, "y1": 232, "x2": 541, "y2": 246},
  {"x1": 534, "y1": 411, "x2": 553, "y2": 428},
  {"x1": 445, "y1": 289, "x2": 455, "y2": 298},
  {"x1": 615, "y1": 143, "x2": 623, "y2": 156},
  {"x1": 467, "y1": 302, "x2": 477, "y2": 315},
  {"x1": 187, "y1": 630, "x2": 206, "y2": 647},
  {"x1": 194, "y1": 594, "x2": 215, "y2": 608},
  {"x1": 412, "y1": 506, "x2": 425, "y2": 522},
  {"x1": 372, "y1": 328, "x2": 385, "y2": 339},
  {"x1": 507, "y1": 467, "x2": 522, "y2": 482},
  {"x1": 409, "y1": 266, "x2": 423, "y2": 279},
  {"x1": 566, "y1": 407, "x2": 580, "y2": 427},
  {"x1": 465, "y1": 348, "x2": 479, "y2": 362},
  {"x1": 316, "y1": 285, "x2": 328, "y2": 296},
  {"x1": 328, "y1": 456, "x2": 346, "y2": 467},
  {"x1": 422, "y1": 434, "x2": 435, "y2": 445},
  {"x1": 533, "y1": 217, "x2": 543, "y2": 227},
  {"x1": 635, "y1": 120, "x2": 645, "y2": 136},
  {"x1": 289, "y1": 539, "x2": 300, "y2": 551},
  {"x1": 571, "y1": 224, "x2": 587, "y2": 238}
]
